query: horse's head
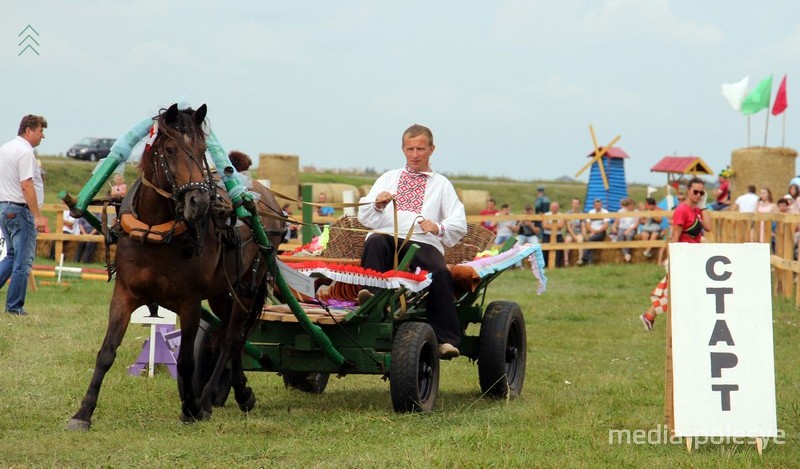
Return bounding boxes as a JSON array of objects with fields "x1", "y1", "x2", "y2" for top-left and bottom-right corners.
[{"x1": 140, "y1": 103, "x2": 212, "y2": 223}]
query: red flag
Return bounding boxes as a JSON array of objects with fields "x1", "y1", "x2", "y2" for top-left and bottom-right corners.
[{"x1": 772, "y1": 74, "x2": 788, "y2": 116}]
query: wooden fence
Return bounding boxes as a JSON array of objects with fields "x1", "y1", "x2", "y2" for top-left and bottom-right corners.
[{"x1": 37, "y1": 205, "x2": 800, "y2": 305}]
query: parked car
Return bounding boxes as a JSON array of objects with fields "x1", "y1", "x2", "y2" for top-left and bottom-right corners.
[{"x1": 66, "y1": 138, "x2": 115, "y2": 162}]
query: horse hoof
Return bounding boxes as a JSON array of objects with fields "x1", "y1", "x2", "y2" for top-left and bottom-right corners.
[
  {"x1": 237, "y1": 389, "x2": 256, "y2": 413},
  {"x1": 181, "y1": 412, "x2": 201, "y2": 423},
  {"x1": 65, "y1": 418, "x2": 90, "y2": 431}
]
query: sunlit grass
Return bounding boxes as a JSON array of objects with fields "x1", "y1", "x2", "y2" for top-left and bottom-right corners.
[{"x1": 0, "y1": 262, "x2": 796, "y2": 466}]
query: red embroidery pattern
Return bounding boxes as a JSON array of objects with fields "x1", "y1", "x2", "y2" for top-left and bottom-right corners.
[{"x1": 395, "y1": 170, "x2": 427, "y2": 213}]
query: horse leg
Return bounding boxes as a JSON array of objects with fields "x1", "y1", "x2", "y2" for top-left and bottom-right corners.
[
  {"x1": 175, "y1": 304, "x2": 203, "y2": 422},
  {"x1": 230, "y1": 340, "x2": 255, "y2": 412},
  {"x1": 66, "y1": 288, "x2": 138, "y2": 431},
  {"x1": 230, "y1": 279, "x2": 267, "y2": 412},
  {"x1": 201, "y1": 294, "x2": 257, "y2": 415}
]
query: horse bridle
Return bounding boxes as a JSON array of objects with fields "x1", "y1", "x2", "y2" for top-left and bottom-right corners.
[{"x1": 145, "y1": 131, "x2": 216, "y2": 220}]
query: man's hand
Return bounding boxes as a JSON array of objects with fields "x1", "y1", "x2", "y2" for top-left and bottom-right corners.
[
  {"x1": 34, "y1": 216, "x2": 47, "y2": 232},
  {"x1": 418, "y1": 218, "x2": 439, "y2": 235},
  {"x1": 374, "y1": 191, "x2": 394, "y2": 210}
]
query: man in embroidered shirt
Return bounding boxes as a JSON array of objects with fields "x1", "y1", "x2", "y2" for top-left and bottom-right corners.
[{"x1": 358, "y1": 124, "x2": 467, "y2": 359}]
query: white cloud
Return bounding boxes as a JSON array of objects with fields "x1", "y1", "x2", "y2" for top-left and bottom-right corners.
[
  {"x1": 491, "y1": 0, "x2": 723, "y2": 46},
  {"x1": 584, "y1": 0, "x2": 724, "y2": 46}
]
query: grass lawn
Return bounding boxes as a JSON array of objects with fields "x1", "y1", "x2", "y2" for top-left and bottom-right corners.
[{"x1": 0, "y1": 261, "x2": 797, "y2": 467}]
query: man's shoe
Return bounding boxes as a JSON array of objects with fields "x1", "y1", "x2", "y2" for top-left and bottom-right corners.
[
  {"x1": 640, "y1": 314, "x2": 654, "y2": 332},
  {"x1": 6, "y1": 309, "x2": 28, "y2": 316},
  {"x1": 357, "y1": 289, "x2": 374, "y2": 305},
  {"x1": 439, "y1": 343, "x2": 460, "y2": 359}
]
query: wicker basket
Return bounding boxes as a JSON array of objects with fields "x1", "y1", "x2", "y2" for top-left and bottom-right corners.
[
  {"x1": 322, "y1": 216, "x2": 370, "y2": 259},
  {"x1": 322, "y1": 216, "x2": 494, "y2": 264}
]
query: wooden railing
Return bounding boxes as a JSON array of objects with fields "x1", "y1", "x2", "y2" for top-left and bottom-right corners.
[
  {"x1": 39, "y1": 204, "x2": 800, "y2": 305},
  {"x1": 468, "y1": 211, "x2": 672, "y2": 266},
  {"x1": 39, "y1": 204, "x2": 105, "y2": 262}
]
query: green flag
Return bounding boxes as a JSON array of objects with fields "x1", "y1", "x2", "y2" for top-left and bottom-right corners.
[{"x1": 741, "y1": 75, "x2": 773, "y2": 115}]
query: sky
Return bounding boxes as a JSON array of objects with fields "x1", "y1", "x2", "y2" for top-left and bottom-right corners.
[{"x1": 3, "y1": 0, "x2": 800, "y2": 185}]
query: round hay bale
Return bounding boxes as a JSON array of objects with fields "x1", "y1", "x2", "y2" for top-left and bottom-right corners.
[
  {"x1": 258, "y1": 154, "x2": 299, "y2": 185},
  {"x1": 268, "y1": 183, "x2": 299, "y2": 202},
  {"x1": 310, "y1": 183, "x2": 360, "y2": 204},
  {"x1": 460, "y1": 189, "x2": 491, "y2": 214},
  {"x1": 359, "y1": 184, "x2": 372, "y2": 197},
  {"x1": 730, "y1": 147, "x2": 798, "y2": 199}
]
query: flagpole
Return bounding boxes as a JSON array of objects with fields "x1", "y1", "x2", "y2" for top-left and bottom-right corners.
[
  {"x1": 782, "y1": 113, "x2": 786, "y2": 147},
  {"x1": 747, "y1": 116, "x2": 751, "y2": 146},
  {"x1": 764, "y1": 108, "x2": 770, "y2": 147}
]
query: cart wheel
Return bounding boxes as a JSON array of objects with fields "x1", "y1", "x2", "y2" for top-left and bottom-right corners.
[
  {"x1": 478, "y1": 301, "x2": 526, "y2": 398},
  {"x1": 282, "y1": 371, "x2": 330, "y2": 394},
  {"x1": 390, "y1": 321, "x2": 440, "y2": 412},
  {"x1": 192, "y1": 318, "x2": 232, "y2": 407}
]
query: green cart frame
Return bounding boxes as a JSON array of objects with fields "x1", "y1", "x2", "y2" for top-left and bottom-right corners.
[{"x1": 195, "y1": 240, "x2": 529, "y2": 413}]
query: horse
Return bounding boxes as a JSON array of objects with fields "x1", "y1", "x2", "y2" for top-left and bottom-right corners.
[{"x1": 66, "y1": 104, "x2": 285, "y2": 430}]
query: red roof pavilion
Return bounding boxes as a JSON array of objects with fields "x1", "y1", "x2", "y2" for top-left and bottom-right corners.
[{"x1": 650, "y1": 156, "x2": 713, "y2": 175}]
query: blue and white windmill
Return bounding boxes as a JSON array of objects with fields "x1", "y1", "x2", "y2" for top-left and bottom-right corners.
[{"x1": 575, "y1": 126, "x2": 629, "y2": 212}]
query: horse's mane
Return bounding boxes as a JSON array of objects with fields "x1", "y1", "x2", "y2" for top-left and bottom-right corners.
[{"x1": 139, "y1": 106, "x2": 207, "y2": 172}]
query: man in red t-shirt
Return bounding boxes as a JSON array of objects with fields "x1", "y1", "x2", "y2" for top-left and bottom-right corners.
[
  {"x1": 480, "y1": 198, "x2": 498, "y2": 234},
  {"x1": 710, "y1": 172, "x2": 730, "y2": 211},
  {"x1": 640, "y1": 177, "x2": 712, "y2": 331}
]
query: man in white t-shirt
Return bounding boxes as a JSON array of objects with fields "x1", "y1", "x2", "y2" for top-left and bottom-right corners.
[
  {"x1": 579, "y1": 198, "x2": 609, "y2": 266},
  {"x1": 0, "y1": 114, "x2": 48, "y2": 316},
  {"x1": 733, "y1": 185, "x2": 759, "y2": 213},
  {"x1": 494, "y1": 203, "x2": 515, "y2": 244}
]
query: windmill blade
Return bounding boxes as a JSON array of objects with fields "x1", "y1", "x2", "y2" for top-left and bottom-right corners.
[
  {"x1": 590, "y1": 125, "x2": 600, "y2": 155},
  {"x1": 575, "y1": 141, "x2": 613, "y2": 178},
  {"x1": 596, "y1": 135, "x2": 620, "y2": 189},
  {"x1": 597, "y1": 153, "x2": 610, "y2": 190},
  {"x1": 575, "y1": 125, "x2": 603, "y2": 178}
]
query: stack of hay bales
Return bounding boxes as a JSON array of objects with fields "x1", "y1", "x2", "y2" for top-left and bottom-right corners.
[
  {"x1": 258, "y1": 154, "x2": 299, "y2": 202},
  {"x1": 458, "y1": 189, "x2": 491, "y2": 214},
  {"x1": 730, "y1": 147, "x2": 798, "y2": 199}
]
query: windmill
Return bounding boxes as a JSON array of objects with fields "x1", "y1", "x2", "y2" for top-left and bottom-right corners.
[{"x1": 575, "y1": 125, "x2": 629, "y2": 212}]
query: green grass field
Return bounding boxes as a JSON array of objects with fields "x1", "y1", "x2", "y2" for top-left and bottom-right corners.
[{"x1": 0, "y1": 263, "x2": 797, "y2": 467}]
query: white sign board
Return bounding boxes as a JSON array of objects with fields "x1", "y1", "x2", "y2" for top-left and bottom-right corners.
[
  {"x1": 131, "y1": 305, "x2": 177, "y2": 325},
  {"x1": 670, "y1": 243, "x2": 777, "y2": 437}
]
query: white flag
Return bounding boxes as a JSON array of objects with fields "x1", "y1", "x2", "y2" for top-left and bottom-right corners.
[
  {"x1": 721, "y1": 76, "x2": 750, "y2": 111},
  {"x1": 647, "y1": 186, "x2": 658, "y2": 197}
]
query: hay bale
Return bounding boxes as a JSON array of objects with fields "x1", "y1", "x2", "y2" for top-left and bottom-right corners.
[
  {"x1": 310, "y1": 183, "x2": 360, "y2": 203},
  {"x1": 255, "y1": 178, "x2": 299, "y2": 203},
  {"x1": 730, "y1": 147, "x2": 798, "y2": 199},
  {"x1": 359, "y1": 184, "x2": 372, "y2": 197},
  {"x1": 258, "y1": 154, "x2": 299, "y2": 186},
  {"x1": 460, "y1": 189, "x2": 491, "y2": 214}
]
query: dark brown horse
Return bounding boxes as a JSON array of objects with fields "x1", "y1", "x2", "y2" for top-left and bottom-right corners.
[{"x1": 66, "y1": 104, "x2": 284, "y2": 430}]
